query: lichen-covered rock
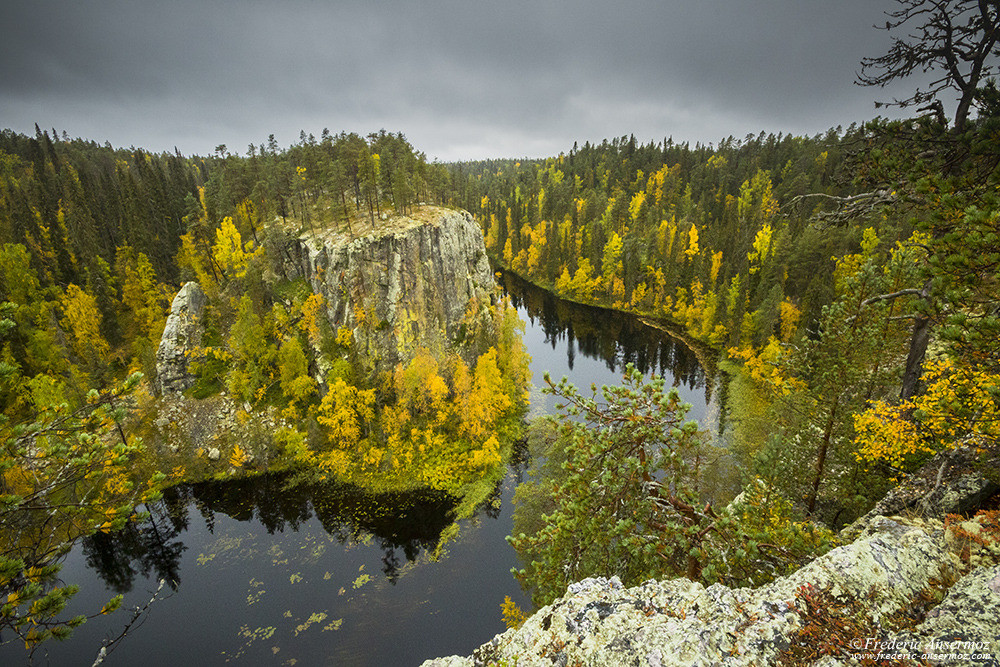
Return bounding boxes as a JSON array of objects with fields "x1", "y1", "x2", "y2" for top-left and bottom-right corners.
[
  {"x1": 420, "y1": 658, "x2": 473, "y2": 667},
  {"x1": 155, "y1": 281, "x2": 206, "y2": 394},
  {"x1": 896, "y1": 565, "x2": 1000, "y2": 666},
  {"x1": 842, "y1": 441, "x2": 1000, "y2": 541},
  {"x1": 421, "y1": 515, "x2": 1000, "y2": 667},
  {"x1": 282, "y1": 206, "x2": 495, "y2": 375}
]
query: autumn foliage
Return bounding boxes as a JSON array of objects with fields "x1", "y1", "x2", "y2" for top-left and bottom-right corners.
[{"x1": 309, "y1": 301, "x2": 530, "y2": 496}]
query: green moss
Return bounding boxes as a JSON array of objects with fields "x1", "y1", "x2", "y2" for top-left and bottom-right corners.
[
  {"x1": 188, "y1": 357, "x2": 226, "y2": 399},
  {"x1": 272, "y1": 278, "x2": 312, "y2": 304}
]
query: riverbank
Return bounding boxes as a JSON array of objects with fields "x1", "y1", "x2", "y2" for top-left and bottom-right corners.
[
  {"x1": 2, "y1": 271, "x2": 720, "y2": 667},
  {"x1": 492, "y1": 257, "x2": 725, "y2": 360}
]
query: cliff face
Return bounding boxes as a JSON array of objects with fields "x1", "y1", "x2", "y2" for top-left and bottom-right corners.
[
  {"x1": 155, "y1": 281, "x2": 207, "y2": 394},
  {"x1": 281, "y1": 206, "x2": 496, "y2": 374}
]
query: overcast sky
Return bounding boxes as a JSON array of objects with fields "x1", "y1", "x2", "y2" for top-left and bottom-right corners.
[{"x1": 1, "y1": 1, "x2": 932, "y2": 161}]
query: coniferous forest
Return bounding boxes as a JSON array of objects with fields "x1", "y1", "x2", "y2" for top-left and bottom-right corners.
[{"x1": 2, "y1": 0, "x2": 1000, "y2": 662}]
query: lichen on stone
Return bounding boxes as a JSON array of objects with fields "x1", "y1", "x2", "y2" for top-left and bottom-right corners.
[{"x1": 421, "y1": 511, "x2": 1000, "y2": 667}]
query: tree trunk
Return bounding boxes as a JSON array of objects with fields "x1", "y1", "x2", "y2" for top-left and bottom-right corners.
[
  {"x1": 900, "y1": 279, "x2": 934, "y2": 400},
  {"x1": 954, "y1": 91, "x2": 973, "y2": 134},
  {"x1": 807, "y1": 400, "x2": 839, "y2": 515},
  {"x1": 900, "y1": 312, "x2": 932, "y2": 400}
]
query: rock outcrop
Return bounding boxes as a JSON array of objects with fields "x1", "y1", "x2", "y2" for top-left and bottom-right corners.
[
  {"x1": 145, "y1": 391, "x2": 288, "y2": 480},
  {"x1": 155, "y1": 281, "x2": 206, "y2": 394},
  {"x1": 422, "y1": 448, "x2": 1000, "y2": 667},
  {"x1": 842, "y1": 440, "x2": 1000, "y2": 541},
  {"x1": 423, "y1": 514, "x2": 1000, "y2": 666},
  {"x1": 280, "y1": 206, "x2": 495, "y2": 375}
]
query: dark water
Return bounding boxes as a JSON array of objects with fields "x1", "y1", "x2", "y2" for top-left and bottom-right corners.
[
  {"x1": 4, "y1": 274, "x2": 717, "y2": 667},
  {"x1": 499, "y1": 269, "x2": 720, "y2": 426}
]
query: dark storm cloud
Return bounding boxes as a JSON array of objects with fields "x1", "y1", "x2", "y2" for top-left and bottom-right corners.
[{"x1": 1, "y1": 0, "x2": 923, "y2": 160}]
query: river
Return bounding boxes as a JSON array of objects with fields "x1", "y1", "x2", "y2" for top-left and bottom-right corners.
[{"x1": 3, "y1": 272, "x2": 721, "y2": 667}]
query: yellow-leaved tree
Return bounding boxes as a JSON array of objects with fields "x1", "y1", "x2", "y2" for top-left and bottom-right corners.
[
  {"x1": 212, "y1": 216, "x2": 261, "y2": 280},
  {"x1": 855, "y1": 358, "x2": 1000, "y2": 468},
  {"x1": 59, "y1": 284, "x2": 110, "y2": 381},
  {"x1": 115, "y1": 246, "x2": 170, "y2": 376},
  {"x1": 225, "y1": 295, "x2": 277, "y2": 405},
  {"x1": 278, "y1": 337, "x2": 317, "y2": 413},
  {"x1": 315, "y1": 377, "x2": 377, "y2": 475},
  {"x1": 685, "y1": 223, "x2": 700, "y2": 258}
]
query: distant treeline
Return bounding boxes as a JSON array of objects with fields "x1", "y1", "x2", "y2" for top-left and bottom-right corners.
[
  {"x1": 447, "y1": 128, "x2": 914, "y2": 350},
  {"x1": 0, "y1": 126, "x2": 205, "y2": 286}
]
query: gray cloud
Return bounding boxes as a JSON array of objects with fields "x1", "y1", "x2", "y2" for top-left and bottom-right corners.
[{"x1": 0, "y1": 0, "x2": 933, "y2": 160}]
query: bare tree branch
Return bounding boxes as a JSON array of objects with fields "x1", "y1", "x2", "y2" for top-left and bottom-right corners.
[
  {"x1": 861, "y1": 288, "x2": 926, "y2": 306},
  {"x1": 92, "y1": 579, "x2": 169, "y2": 667},
  {"x1": 784, "y1": 190, "x2": 898, "y2": 225},
  {"x1": 857, "y1": 0, "x2": 1000, "y2": 132}
]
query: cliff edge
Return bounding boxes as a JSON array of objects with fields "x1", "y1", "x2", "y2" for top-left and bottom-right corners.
[{"x1": 280, "y1": 206, "x2": 495, "y2": 375}]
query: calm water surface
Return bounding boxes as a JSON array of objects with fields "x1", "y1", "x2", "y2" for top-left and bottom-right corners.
[{"x1": 5, "y1": 273, "x2": 718, "y2": 667}]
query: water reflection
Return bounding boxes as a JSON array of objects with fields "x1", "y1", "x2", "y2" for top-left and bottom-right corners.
[
  {"x1": 498, "y1": 268, "x2": 719, "y2": 415},
  {"x1": 2, "y1": 275, "x2": 721, "y2": 667},
  {"x1": 82, "y1": 499, "x2": 187, "y2": 594},
  {"x1": 500, "y1": 269, "x2": 737, "y2": 504},
  {"x1": 80, "y1": 476, "x2": 459, "y2": 595}
]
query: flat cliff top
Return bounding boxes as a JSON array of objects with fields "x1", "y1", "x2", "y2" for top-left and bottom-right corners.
[{"x1": 304, "y1": 205, "x2": 465, "y2": 247}]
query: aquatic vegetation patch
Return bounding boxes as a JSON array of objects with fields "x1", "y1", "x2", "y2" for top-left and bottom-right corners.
[{"x1": 293, "y1": 612, "x2": 328, "y2": 636}]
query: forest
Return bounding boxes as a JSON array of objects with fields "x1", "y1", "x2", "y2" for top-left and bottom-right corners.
[
  {"x1": 0, "y1": 128, "x2": 531, "y2": 651},
  {"x1": 452, "y1": 107, "x2": 1000, "y2": 603},
  {"x1": 452, "y1": 0, "x2": 1000, "y2": 607},
  {"x1": 2, "y1": 0, "x2": 1000, "y2": 657}
]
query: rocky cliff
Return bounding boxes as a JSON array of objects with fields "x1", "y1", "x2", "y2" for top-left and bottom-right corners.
[
  {"x1": 155, "y1": 281, "x2": 207, "y2": 394},
  {"x1": 280, "y1": 206, "x2": 496, "y2": 375},
  {"x1": 423, "y1": 446, "x2": 1000, "y2": 667}
]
